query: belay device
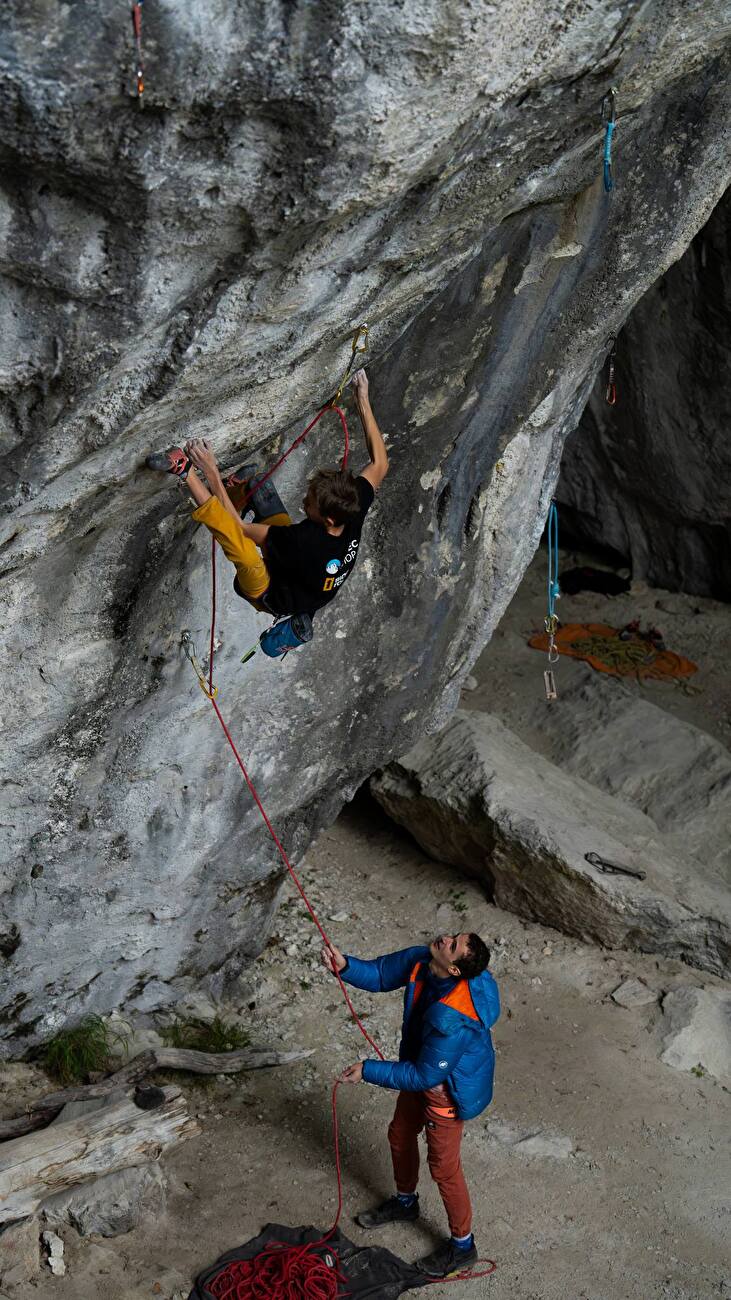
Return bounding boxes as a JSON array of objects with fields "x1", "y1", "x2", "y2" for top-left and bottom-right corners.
[{"x1": 242, "y1": 612, "x2": 314, "y2": 665}]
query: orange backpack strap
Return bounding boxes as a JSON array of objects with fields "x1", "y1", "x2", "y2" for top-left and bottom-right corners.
[{"x1": 440, "y1": 979, "x2": 480, "y2": 1021}]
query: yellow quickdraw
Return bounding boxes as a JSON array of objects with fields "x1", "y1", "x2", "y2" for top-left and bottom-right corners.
[
  {"x1": 332, "y1": 322, "x2": 369, "y2": 406},
  {"x1": 181, "y1": 632, "x2": 218, "y2": 699}
]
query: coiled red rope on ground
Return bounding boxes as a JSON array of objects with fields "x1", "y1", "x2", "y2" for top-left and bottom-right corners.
[{"x1": 196, "y1": 403, "x2": 495, "y2": 1296}]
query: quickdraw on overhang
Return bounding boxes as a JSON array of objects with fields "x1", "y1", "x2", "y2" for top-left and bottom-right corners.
[
  {"x1": 131, "y1": 0, "x2": 145, "y2": 106},
  {"x1": 601, "y1": 87, "x2": 617, "y2": 192},
  {"x1": 605, "y1": 335, "x2": 618, "y2": 405},
  {"x1": 544, "y1": 500, "x2": 560, "y2": 701}
]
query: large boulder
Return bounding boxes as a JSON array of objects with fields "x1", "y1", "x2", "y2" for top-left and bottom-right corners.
[
  {"x1": 1, "y1": 1, "x2": 730, "y2": 1048},
  {"x1": 490, "y1": 670, "x2": 731, "y2": 883},
  {"x1": 371, "y1": 711, "x2": 731, "y2": 977}
]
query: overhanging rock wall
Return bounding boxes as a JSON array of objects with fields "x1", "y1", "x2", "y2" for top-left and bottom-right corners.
[
  {"x1": 558, "y1": 187, "x2": 731, "y2": 599},
  {"x1": 1, "y1": 1, "x2": 730, "y2": 1051}
]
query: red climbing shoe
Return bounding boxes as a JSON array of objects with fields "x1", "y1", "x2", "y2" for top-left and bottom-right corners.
[{"x1": 146, "y1": 446, "x2": 192, "y2": 479}]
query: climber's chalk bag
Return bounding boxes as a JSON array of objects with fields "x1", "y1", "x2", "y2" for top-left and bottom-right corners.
[{"x1": 260, "y1": 613, "x2": 314, "y2": 658}]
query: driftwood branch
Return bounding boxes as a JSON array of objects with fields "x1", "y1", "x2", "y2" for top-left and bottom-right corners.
[
  {"x1": 0, "y1": 1085, "x2": 198, "y2": 1222},
  {"x1": 0, "y1": 1046, "x2": 313, "y2": 1142}
]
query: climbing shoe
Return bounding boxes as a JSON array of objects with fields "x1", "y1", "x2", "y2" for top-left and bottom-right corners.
[
  {"x1": 414, "y1": 1237, "x2": 478, "y2": 1278},
  {"x1": 356, "y1": 1195, "x2": 420, "y2": 1230},
  {"x1": 225, "y1": 463, "x2": 288, "y2": 521},
  {"x1": 224, "y1": 463, "x2": 259, "y2": 514},
  {"x1": 146, "y1": 446, "x2": 192, "y2": 479}
]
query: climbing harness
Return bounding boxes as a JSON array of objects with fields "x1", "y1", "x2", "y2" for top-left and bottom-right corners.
[
  {"x1": 601, "y1": 87, "x2": 617, "y2": 192},
  {"x1": 130, "y1": 0, "x2": 145, "y2": 105},
  {"x1": 585, "y1": 851, "x2": 646, "y2": 882},
  {"x1": 181, "y1": 631, "x2": 218, "y2": 698},
  {"x1": 544, "y1": 500, "x2": 560, "y2": 701},
  {"x1": 605, "y1": 335, "x2": 617, "y2": 405}
]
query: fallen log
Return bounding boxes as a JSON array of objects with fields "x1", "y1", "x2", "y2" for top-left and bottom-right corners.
[
  {"x1": 0, "y1": 1046, "x2": 313, "y2": 1142},
  {"x1": 0, "y1": 1085, "x2": 198, "y2": 1222}
]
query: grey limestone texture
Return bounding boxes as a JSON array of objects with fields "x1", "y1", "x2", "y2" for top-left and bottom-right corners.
[
  {"x1": 1, "y1": 2, "x2": 730, "y2": 1050},
  {"x1": 40, "y1": 1162, "x2": 166, "y2": 1239},
  {"x1": 658, "y1": 985, "x2": 731, "y2": 1084},
  {"x1": 558, "y1": 187, "x2": 731, "y2": 599},
  {"x1": 610, "y1": 977, "x2": 658, "y2": 1009},
  {"x1": 371, "y1": 710, "x2": 731, "y2": 977},
  {"x1": 507, "y1": 671, "x2": 731, "y2": 885},
  {"x1": 0, "y1": 1215, "x2": 41, "y2": 1288}
]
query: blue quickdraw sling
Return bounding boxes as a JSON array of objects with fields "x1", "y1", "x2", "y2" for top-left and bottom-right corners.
[{"x1": 601, "y1": 88, "x2": 617, "y2": 192}]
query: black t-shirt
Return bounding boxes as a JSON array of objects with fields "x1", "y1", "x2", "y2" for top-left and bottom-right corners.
[{"x1": 264, "y1": 475, "x2": 375, "y2": 616}]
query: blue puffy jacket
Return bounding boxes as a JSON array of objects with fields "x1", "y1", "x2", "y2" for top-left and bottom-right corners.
[{"x1": 341, "y1": 945, "x2": 500, "y2": 1120}]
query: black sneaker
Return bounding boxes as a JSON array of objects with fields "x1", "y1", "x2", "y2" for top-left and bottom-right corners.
[
  {"x1": 356, "y1": 1195, "x2": 419, "y2": 1229},
  {"x1": 415, "y1": 1237, "x2": 478, "y2": 1278},
  {"x1": 146, "y1": 446, "x2": 191, "y2": 479}
]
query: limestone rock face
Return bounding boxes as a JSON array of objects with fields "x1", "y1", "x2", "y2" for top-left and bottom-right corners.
[
  {"x1": 1, "y1": 2, "x2": 730, "y2": 1049},
  {"x1": 370, "y1": 711, "x2": 731, "y2": 977},
  {"x1": 558, "y1": 188, "x2": 731, "y2": 599}
]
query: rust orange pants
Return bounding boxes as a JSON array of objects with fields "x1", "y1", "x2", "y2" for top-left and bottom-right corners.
[{"x1": 388, "y1": 1087, "x2": 472, "y2": 1238}]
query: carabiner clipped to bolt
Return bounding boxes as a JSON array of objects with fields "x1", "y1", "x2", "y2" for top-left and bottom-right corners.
[
  {"x1": 181, "y1": 631, "x2": 218, "y2": 698},
  {"x1": 544, "y1": 614, "x2": 560, "y2": 665},
  {"x1": 332, "y1": 322, "x2": 369, "y2": 406}
]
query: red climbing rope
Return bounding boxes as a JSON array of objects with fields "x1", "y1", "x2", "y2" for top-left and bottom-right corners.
[
  {"x1": 237, "y1": 402, "x2": 350, "y2": 515},
  {"x1": 206, "y1": 690, "x2": 384, "y2": 1060},
  {"x1": 193, "y1": 395, "x2": 496, "y2": 1296}
]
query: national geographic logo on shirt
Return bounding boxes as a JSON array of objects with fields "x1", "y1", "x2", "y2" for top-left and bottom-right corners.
[{"x1": 323, "y1": 539, "x2": 359, "y2": 592}]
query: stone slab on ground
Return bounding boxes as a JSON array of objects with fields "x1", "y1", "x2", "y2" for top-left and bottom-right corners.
[
  {"x1": 611, "y1": 978, "x2": 658, "y2": 1009},
  {"x1": 371, "y1": 711, "x2": 731, "y2": 977},
  {"x1": 659, "y1": 987, "x2": 731, "y2": 1084}
]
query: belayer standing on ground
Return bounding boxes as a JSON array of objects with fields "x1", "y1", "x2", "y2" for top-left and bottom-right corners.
[
  {"x1": 147, "y1": 370, "x2": 388, "y2": 623},
  {"x1": 321, "y1": 932, "x2": 499, "y2": 1280}
]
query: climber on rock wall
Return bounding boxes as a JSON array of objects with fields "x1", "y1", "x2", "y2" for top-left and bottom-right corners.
[
  {"x1": 147, "y1": 369, "x2": 388, "y2": 620},
  {"x1": 321, "y1": 932, "x2": 500, "y2": 1280}
]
